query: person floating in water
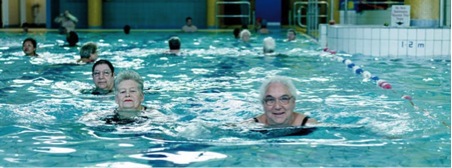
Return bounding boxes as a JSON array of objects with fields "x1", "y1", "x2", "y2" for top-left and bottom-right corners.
[
  {"x1": 251, "y1": 76, "x2": 317, "y2": 127},
  {"x1": 285, "y1": 29, "x2": 297, "y2": 42},
  {"x1": 181, "y1": 16, "x2": 197, "y2": 32},
  {"x1": 104, "y1": 70, "x2": 162, "y2": 124},
  {"x1": 90, "y1": 60, "x2": 115, "y2": 95},
  {"x1": 77, "y1": 42, "x2": 99, "y2": 63},
  {"x1": 263, "y1": 37, "x2": 276, "y2": 55},
  {"x1": 22, "y1": 37, "x2": 38, "y2": 57},
  {"x1": 66, "y1": 31, "x2": 79, "y2": 47},
  {"x1": 167, "y1": 36, "x2": 181, "y2": 55},
  {"x1": 123, "y1": 25, "x2": 131, "y2": 34}
]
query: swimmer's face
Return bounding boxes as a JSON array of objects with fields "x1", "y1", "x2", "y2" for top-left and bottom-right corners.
[
  {"x1": 262, "y1": 82, "x2": 295, "y2": 126},
  {"x1": 22, "y1": 41, "x2": 36, "y2": 56},
  {"x1": 287, "y1": 31, "x2": 296, "y2": 41},
  {"x1": 186, "y1": 19, "x2": 192, "y2": 26},
  {"x1": 92, "y1": 64, "x2": 114, "y2": 91},
  {"x1": 90, "y1": 52, "x2": 98, "y2": 62},
  {"x1": 241, "y1": 33, "x2": 250, "y2": 42},
  {"x1": 115, "y1": 79, "x2": 144, "y2": 110}
]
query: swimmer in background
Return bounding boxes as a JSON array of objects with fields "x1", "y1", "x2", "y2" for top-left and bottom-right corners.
[
  {"x1": 181, "y1": 17, "x2": 197, "y2": 32},
  {"x1": 90, "y1": 59, "x2": 115, "y2": 95},
  {"x1": 233, "y1": 28, "x2": 241, "y2": 39},
  {"x1": 167, "y1": 36, "x2": 181, "y2": 54},
  {"x1": 77, "y1": 42, "x2": 99, "y2": 63},
  {"x1": 250, "y1": 76, "x2": 317, "y2": 127},
  {"x1": 285, "y1": 29, "x2": 297, "y2": 42},
  {"x1": 104, "y1": 70, "x2": 161, "y2": 124},
  {"x1": 66, "y1": 31, "x2": 79, "y2": 47},
  {"x1": 22, "y1": 37, "x2": 38, "y2": 57},
  {"x1": 258, "y1": 20, "x2": 270, "y2": 34},
  {"x1": 239, "y1": 29, "x2": 251, "y2": 43},
  {"x1": 263, "y1": 37, "x2": 276, "y2": 55},
  {"x1": 123, "y1": 25, "x2": 131, "y2": 34}
]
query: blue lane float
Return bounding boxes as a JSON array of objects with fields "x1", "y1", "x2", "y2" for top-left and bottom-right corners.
[{"x1": 320, "y1": 47, "x2": 449, "y2": 128}]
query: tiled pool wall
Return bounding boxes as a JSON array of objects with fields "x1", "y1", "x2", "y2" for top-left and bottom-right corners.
[{"x1": 319, "y1": 24, "x2": 451, "y2": 59}]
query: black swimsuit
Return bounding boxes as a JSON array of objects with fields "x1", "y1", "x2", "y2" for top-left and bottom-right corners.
[
  {"x1": 253, "y1": 116, "x2": 310, "y2": 126},
  {"x1": 104, "y1": 106, "x2": 148, "y2": 124}
]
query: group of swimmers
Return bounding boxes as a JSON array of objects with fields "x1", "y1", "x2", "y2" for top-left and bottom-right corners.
[
  {"x1": 88, "y1": 58, "x2": 317, "y2": 127},
  {"x1": 20, "y1": 25, "x2": 316, "y2": 129}
]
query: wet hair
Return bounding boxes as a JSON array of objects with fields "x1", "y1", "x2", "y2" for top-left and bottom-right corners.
[
  {"x1": 263, "y1": 37, "x2": 275, "y2": 53},
  {"x1": 114, "y1": 70, "x2": 144, "y2": 94},
  {"x1": 123, "y1": 25, "x2": 131, "y2": 34},
  {"x1": 259, "y1": 76, "x2": 297, "y2": 104},
  {"x1": 66, "y1": 31, "x2": 79, "y2": 46},
  {"x1": 80, "y1": 42, "x2": 97, "y2": 59},
  {"x1": 239, "y1": 29, "x2": 251, "y2": 39},
  {"x1": 233, "y1": 28, "x2": 241, "y2": 39},
  {"x1": 288, "y1": 29, "x2": 296, "y2": 35},
  {"x1": 23, "y1": 37, "x2": 37, "y2": 48},
  {"x1": 168, "y1": 36, "x2": 181, "y2": 50},
  {"x1": 92, "y1": 59, "x2": 114, "y2": 75}
]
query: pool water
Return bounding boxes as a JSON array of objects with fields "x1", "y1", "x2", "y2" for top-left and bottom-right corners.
[{"x1": 0, "y1": 30, "x2": 450, "y2": 167}]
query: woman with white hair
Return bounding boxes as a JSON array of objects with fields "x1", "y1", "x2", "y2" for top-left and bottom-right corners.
[
  {"x1": 252, "y1": 76, "x2": 317, "y2": 127},
  {"x1": 239, "y1": 29, "x2": 251, "y2": 43},
  {"x1": 263, "y1": 37, "x2": 276, "y2": 54}
]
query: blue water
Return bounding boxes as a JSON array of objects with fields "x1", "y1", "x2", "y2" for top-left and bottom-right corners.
[{"x1": 0, "y1": 30, "x2": 450, "y2": 167}]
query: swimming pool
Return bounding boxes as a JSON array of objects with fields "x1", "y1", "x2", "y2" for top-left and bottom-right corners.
[{"x1": 0, "y1": 30, "x2": 450, "y2": 167}]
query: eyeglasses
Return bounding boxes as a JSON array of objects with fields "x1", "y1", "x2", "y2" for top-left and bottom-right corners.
[
  {"x1": 93, "y1": 71, "x2": 112, "y2": 77},
  {"x1": 263, "y1": 95, "x2": 292, "y2": 106}
]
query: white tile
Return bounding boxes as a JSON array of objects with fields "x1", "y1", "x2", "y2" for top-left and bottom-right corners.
[
  {"x1": 415, "y1": 40, "x2": 426, "y2": 57},
  {"x1": 363, "y1": 28, "x2": 372, "y2": 39},
  {"x1": 320, "y1": 24, "x2": 327, "y2": 35},
  {"x1": 441, "y1": 40, "x2": 450, "y2": 56},
  {"x1": 389, "y1": 28, "x2": 398, "y2": 40},
  {"x1": 434, "y1": 29, "x2": 443, "y2": 40},
  {"x1": 424, "y1": 41, "x2": 434, "y2": 57},
  {"x1": 356, "y1": 39, "x2": 364, "y2": 54},
  {"x1": 398, "y1": 29, "x2": 408, "y2": 40},
  {"x1": 425, "y1": 29, "x2": 435, "y2": 40},
  {"x1": 443, "y1": 29, "x2": 451, "y2": 40},
  {"x1": 407, "y1": 29, "x2": 416, "y2": 40},
  {"x1": 433, "y1": 41, "x2": 442, "y2": 55},
  {"x1": 416, "y1": 29, "x2": 426, "y2": 41},
  {"x1": 349, "y1": 39, "x2": 356, "y2": 53},
  {"x1": 371, "y1": 39, "x2": 381, "y2": 56},
  {"x1": 388, "y1": 40, "x2": 398, "y2": 57},
  {"x1": 350, "y1": 28, "x2": 356, "y2": 39},
  {"x1": 328, "y1": 27, "x2": 336, "y2": 38},
  {"x1": 398, "y1": 40, "x2": 408, "y2": 56},
  {"x1": 407, "y1": 42, "x2": 416, "y2": 56},
  {"x1": 380, "y1": 28, "x2": 389, "y2": 40},
  {"x1": 338, "y1": 28, "x2": 345, "y2": 39},
  {"x1": 363, "y1": 40, "x2": 372, "y2": 56},
  {"x1": 356, "y1": 28, "x2": 364, "y2": 40},
  {"x1": 380, "y1": 39, "x2": 389, "y2": 56},
  {"x1": 372, "y1": 28, "x2": 381, "y2": 40}
]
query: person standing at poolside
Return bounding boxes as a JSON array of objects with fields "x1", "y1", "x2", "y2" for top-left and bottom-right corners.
[
  {"x1": 54, "y1": 10, "x2": 78, "y2": 34},
  {"x1": 182, "y1": 16, "x2": 197, "y2": 32},
  {"x1": 251, "y1": 76, "x2": 317, "y2": 127},
  {"x1": 91, "y1": 60, "x2": 115, "y2": 95},
  {"x1": 22, "y1": 37, "x2": 38, "y2": 56},
  {"x1": 77, "y1": 42, "x2": 99, "y2": 63}
]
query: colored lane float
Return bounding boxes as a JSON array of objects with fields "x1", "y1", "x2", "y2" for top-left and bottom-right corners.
[{"x1": 320, "y1": 48, "x2": 449, "y2": 128}]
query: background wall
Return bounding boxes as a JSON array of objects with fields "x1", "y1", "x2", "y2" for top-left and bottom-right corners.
[{"x1": 52, "y1": 0, "x2": 206, "y2": 29}]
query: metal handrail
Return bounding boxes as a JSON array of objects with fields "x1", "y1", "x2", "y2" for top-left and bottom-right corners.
[
  {"x1": 293, "y1": 1, "x2": 329, "y2": 28},
  {"x1": 216, "y1": 1, "x2": 251, "y2": 27}
]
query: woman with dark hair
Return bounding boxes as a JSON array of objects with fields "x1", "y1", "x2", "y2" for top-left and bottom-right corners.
[
  {"x1": 22, "y1": 37, "x2": 38, "y2": 56},
  {"x1": 91, "y1": 60, "x2": 115, "y2": 95}
]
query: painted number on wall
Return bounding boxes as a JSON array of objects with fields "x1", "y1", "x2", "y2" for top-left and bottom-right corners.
[{"x1": 401, "y1": 41, "x2": 425, "y2": 48}]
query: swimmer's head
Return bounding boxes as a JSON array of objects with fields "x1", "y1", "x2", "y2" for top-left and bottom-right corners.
[
  {"x1": 168, "y1": 36, "x2": 181, "y2": 50},
  {"x1": 263, "y1": 37, "x2": 276, "y2": 53},
  {"x1": 240, "y1": 29, "x2": 251, "y2": 42}
]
